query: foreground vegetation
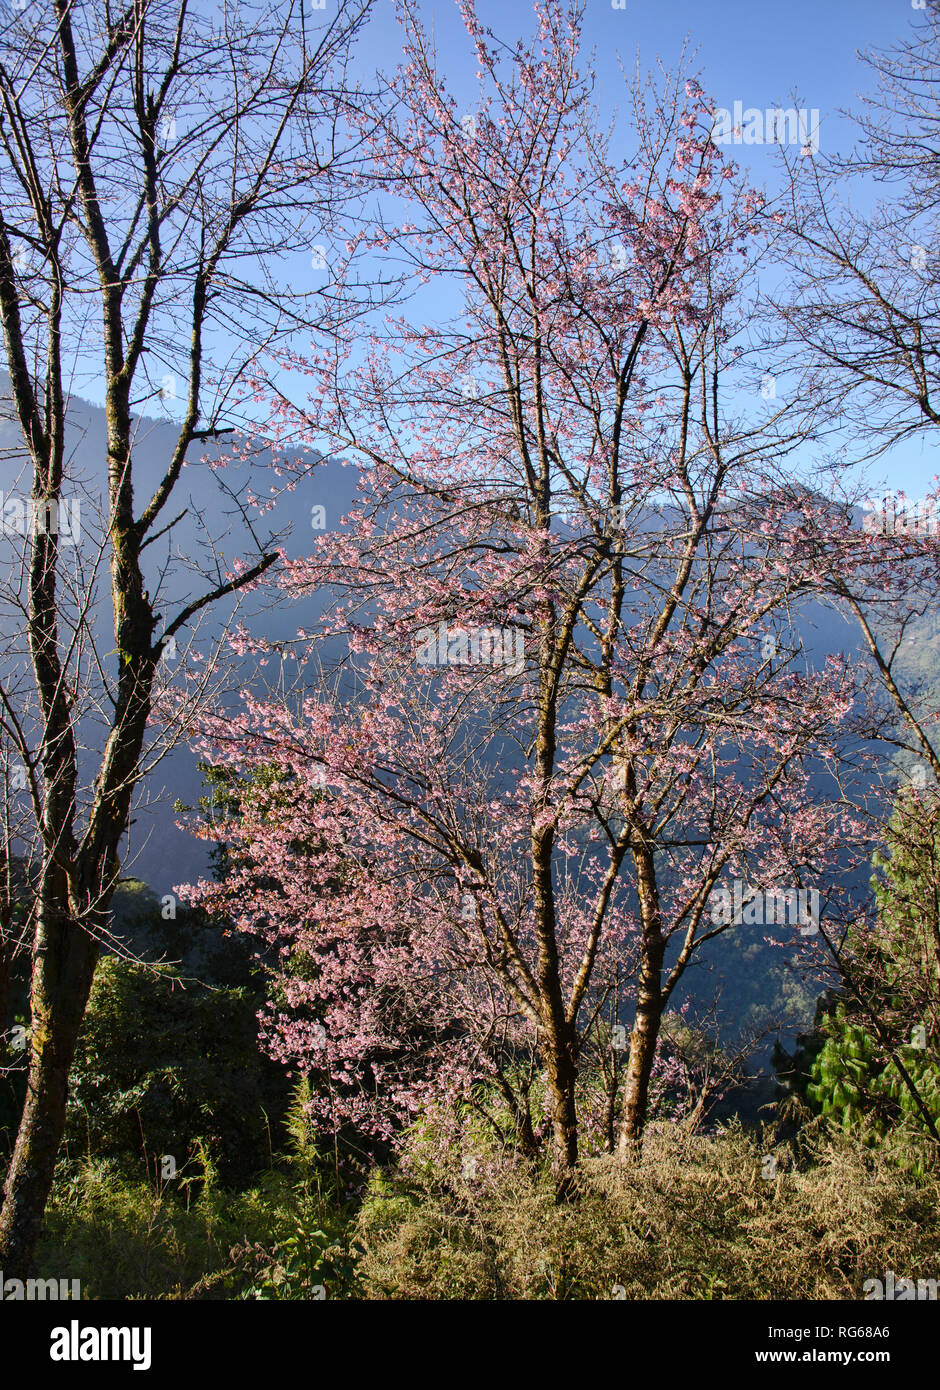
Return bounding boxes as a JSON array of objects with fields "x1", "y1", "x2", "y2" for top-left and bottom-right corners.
[
  {"x1": 31, "y1": 1115, "x2": 939, "y2": 1300},
  {"x1": 6, "y1": 793, "x2": 939, "y2": 1301}
]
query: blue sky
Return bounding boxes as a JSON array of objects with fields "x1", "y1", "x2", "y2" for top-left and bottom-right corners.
[
  {"x1": 353, "y1": 0, "x2": 915, "y2": 154},
  {"x1": 312, "y1": 0, "x2": 937, "y2": 497},
  {"x1": 97, "y1": 0, "x2": 940, "y2": 496}
]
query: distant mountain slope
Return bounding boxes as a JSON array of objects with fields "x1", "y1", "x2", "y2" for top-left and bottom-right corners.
[
  {"x1": 1, "y1": 377, "x2": 360, "y2": 890},
  {"x1": 6, "y1": 383, "x2": 933, "y2": 1048}
]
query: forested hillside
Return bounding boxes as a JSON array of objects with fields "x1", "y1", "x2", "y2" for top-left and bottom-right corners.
[{"x1": 0, "y1": 0, "x2": 938, "y2": 1358}]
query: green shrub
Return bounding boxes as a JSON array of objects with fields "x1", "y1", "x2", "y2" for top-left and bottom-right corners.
[
  {"x1": 64, "y1": 952, "x2": 289, "y2": 1187},
  {"x1": 38, "y1": 1080, "x2": 360, "y2": 1300},
  {"x1": 36, "y1": 1156, "x2": 358, "y2": 1300}
]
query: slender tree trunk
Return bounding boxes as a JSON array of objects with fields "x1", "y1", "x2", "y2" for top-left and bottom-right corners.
[
  {"x1": 543, "y1": 1022, "x2": 579, "y2": 1199},
  {"x1": 618, "y1": 843, "x2": 666, "y2": 1155},
  {"x1": 511, "y1": 1094, "x2": 539, "y2": 1160},
  {"x1": 0, "y1": 855, "x2": 14, "y2": 1041},
  {"x1": 0, "y1": 944, "x2": 11, "y2": 1043},
  {"x1": 518, "y1": 1114, "x2": 539, "y2": 1160},
  {"x1": 0, "y1": 900, "x2": 99, "y2": 1278},
  {"x1": 603, "y1": 1072, "x2": 617, "y2": 1154},
  {"x1": 531, "y1": 769, "x2": 578, "y2": 1190},
  {"x1": 617, "y1": 951, "x2": 665, "y2": 1153}
]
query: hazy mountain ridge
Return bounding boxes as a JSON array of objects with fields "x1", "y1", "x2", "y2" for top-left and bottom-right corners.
[{"x1": 4, "y1": 384, "x2": 934, "y2": 1045}]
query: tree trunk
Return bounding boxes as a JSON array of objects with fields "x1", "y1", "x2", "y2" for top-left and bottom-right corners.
[
  {"x1": 544, "y1": 1028, "x2": 579, "y2": 1200},
  {"x1": 512, "y1": 1097, "x2": 540, "y2": 1160},
  {"x1": 0, "y1": 903, "x2": 99, "y2": 1278},
  {"x1": 618, "y1": 839, "x2": 666, "y2": 1155},
  {"x1": 603, "y1": 1072, "x2": 617, "y2": 1155},
  {"x1": 617, "y1": 937, "x2": 665, "y2": 1154},
  {"x1": 0, "y1": 945, "x2": 10, "y2": 1043}
]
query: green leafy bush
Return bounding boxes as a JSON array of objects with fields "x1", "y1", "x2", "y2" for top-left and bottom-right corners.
[{"x1": 64, "y1": 951, "x2": 289, "y2": 1188}]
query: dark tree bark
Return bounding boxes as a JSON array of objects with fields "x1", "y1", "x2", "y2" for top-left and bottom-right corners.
[
  {"x1": 618, "y1": 844, "x2": 666, "y2": 1153},
  {"x1": 0, "y1": 0, "x2": 371, "y2": 1276}
]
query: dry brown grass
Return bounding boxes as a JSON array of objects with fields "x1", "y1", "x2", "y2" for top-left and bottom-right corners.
[{"x1": 354, "y1": 1120, "x2": 940, "y2": 1300}]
